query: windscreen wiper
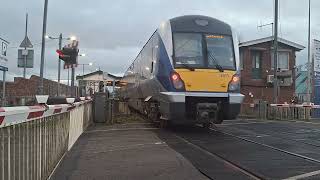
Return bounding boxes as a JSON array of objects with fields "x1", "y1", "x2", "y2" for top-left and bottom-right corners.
[
  {"x1": 208, "y1": 51, "x2": 224, "y2": 72},
  {"x1": 180, "y1": 63, "x2": 195, "y2": 71}
]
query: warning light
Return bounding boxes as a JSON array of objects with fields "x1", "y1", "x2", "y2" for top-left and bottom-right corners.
[
  {"x1": 171, "y1": 72, "x2": 185, "y2": 90},
  {"x1": 172, "y1": 74, "x2": 179, "y2": 81},
  {"x1": 56, "y1": 50, "x2": 64, "y2": 57},
  {"x1": 232, "y1": 75, "x2": 240, "y2": 83}
]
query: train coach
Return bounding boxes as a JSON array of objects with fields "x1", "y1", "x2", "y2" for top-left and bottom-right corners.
[{"x1": 120, "y1": 15, "x2": 244, "y2": 127}]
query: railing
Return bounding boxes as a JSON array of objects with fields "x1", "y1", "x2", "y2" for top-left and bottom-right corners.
[
  {"x1": 240, "y1": 102, "x2": 318, "y2": 121},
  {"x1": 0, "y1": 100, "x2": 93, "y2": 180},
  {"x1": 267, "y1": 104, "x2": 317, "y2": 121}
]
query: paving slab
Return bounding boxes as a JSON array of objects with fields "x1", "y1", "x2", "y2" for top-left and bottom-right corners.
[{"x1": 50, "y1": 123, "x2": 208, "y2": 180}]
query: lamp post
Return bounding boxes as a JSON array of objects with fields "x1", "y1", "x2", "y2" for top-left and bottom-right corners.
[
  {"x1": 307, "y1": 0, "x2": 312, "y2": 103},
  {"x1": 39, "y1": 0, "x2": 49, "y2": 95},
  {"x1": 46, "y1": 34, "x2": 76, "y2": 96}
]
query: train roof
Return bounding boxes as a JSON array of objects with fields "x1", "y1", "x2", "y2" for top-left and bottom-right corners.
[{"x1": 169, "y1": 15, "x2": 232, "y2": 35}]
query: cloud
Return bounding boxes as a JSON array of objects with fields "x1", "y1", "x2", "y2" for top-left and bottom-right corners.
[{"x1": 0, "y1": 0, "x2": 316, "y2": 82}]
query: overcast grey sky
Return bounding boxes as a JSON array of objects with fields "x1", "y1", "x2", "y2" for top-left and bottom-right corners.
[{"x1": 1, "y1": 0, "x2": 320, "y2": 82}]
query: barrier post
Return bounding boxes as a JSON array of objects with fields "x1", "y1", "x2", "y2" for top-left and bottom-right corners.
[{"x1": 0, "y1": 100, "x2": 93, "y2": 180}]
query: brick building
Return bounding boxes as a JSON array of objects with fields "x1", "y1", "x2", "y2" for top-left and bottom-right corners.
[
  {"x1": 239, "y1": 36, "x2": 305, "y2": 108},
  {"x1": 0, "y1": 75, "x2": 77, "y2": 106}
]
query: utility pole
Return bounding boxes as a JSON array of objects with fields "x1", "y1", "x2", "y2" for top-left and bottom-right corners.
[
  {"x1": 273, "y1": 0, "x2": 279, "y2": 104},
  {"x1": 67, "y1": 68, "x2": 70, "y2": 96},
  {"x1": 57, "y1": 33, "x2": 62, "y2": 96},
  {"x1": 307, "y1": 0, "x2": 312, "y2": 103},
  {"x1": 2, "y1": 71, "x2": 6, "y2": 107},
  {"x1": 71, "y1": 67, "x2": 75, "y2": 96},
  {"x1": 67, "y1": 68, "x2": 70, "y2": 86},
  {"x1": 39, "y1": 0, "x2": 49, "y2": 95}
]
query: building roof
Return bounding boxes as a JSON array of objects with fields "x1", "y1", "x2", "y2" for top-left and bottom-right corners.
[
  {"x1": 76, "y1": 70, "x2": 103, "y2": 80},
  {"x1": 239, "y1": 36, "x2": 305, "y2": 51},
  {"x1": 103, "y1": 72, "x2": 122, "y2": 80},
  {"x1": 76, "y1": 70, "x2": 122, "y2": 81}
]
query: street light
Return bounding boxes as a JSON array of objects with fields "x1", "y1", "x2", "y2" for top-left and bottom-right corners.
[
  {"x1": 45, "y1": 34, "x2": 76, "y2": 41},
  {"x1": 70, "y1": 36, "x2": 77, "y2": 41},
  {"x1": 46, "y1": 34, "x2": 77, "y2": 96},
  {"x1": 79, "y1": 63, "x2": 93, "y2": 75}
]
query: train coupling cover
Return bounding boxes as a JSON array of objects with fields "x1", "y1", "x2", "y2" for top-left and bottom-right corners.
[{"x1": 196, "y1": 103, "x2": 220, "y2": 124}]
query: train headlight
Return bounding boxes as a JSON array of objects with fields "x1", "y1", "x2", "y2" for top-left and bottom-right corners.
[
  {"x1": 171, "y1": 72, "x2": 185, "y2": 90},
  {"x1": 228, "y1": 74, "x2": 240, "y2": 92}
]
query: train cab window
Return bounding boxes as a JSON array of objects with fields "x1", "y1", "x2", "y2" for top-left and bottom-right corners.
[
  {"x1": 173, "y1": 33, "x2": 204, "y2": 68},
  {"x1": 206, "y1": 35, "x2": 235, "y2": 70}
]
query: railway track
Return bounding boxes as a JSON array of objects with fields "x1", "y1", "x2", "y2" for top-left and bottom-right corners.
[
  {"x1": 219, "y1": 121, "x2": 320, "y2": 149},
  {"x1": 132, "y1": 110, "x2": 320, "y2": 179},
  {"x1": 172, "y1": 133, "x2": 264, "y2": 180},
  {"x1": 160, "y1": 123, "x2": 320, "y2": 180},
  {"x1": 210, "y1": 127, "x2": 320, "y2": 165}
]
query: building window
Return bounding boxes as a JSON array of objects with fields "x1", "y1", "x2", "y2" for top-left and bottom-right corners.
[
  {"x1": 240, "y1": 51, "x2": 244, "y2": 70},
  {"x1": 271, "y1": 51, "x2": 289, "y2": 70},
  {"x1": 251, "y1": 51, "x2": 262, "y2": 79}
]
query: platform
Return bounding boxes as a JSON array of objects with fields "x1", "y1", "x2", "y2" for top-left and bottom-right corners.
[{"x1": 49, "y1": 123, "x2": 208, "y2": 180}]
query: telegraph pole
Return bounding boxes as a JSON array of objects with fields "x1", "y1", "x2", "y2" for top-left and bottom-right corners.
[
  {"x1": 306, "y1": 0, "x2": 311, "y2": 103},
  {"x1": 2, "y1": 71, "x2": 6, "y2": 107},
  {"x1": 71, "y1": 67, "x2": 75, "y2": 96},
  {"x1": 57, "y1": 33, "x2": 62, "y2": 96},
  {"x1": 273, "y1": 0, "x2": 279, "y2": 104},
  {"x1": 39, "y1": 0, "x2": 49, "y2": 95}
]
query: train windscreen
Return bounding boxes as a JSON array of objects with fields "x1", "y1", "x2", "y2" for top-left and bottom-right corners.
[
  {"x1": 173, "y1": 33, "x2": 204, "y2": 68},
  {"x1": 173, "y1": 33, "x2": 236, "y2": 70},
  {"x1": 206, "y1": 35, "x2": 235, "y2": 70}
]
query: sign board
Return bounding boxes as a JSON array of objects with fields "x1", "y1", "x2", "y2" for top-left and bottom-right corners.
[
  {"x1": 0, "y1": 65, "x2": 8, "y2": 71},
  {"x1": 19, "y1": 36, "x2": 33, "y2": 48},
  {"x1": 315, "y1": 72, "x2": 320, "y2": 87},
  {"x1": 18, "y1": 49, "x2": 34, "y2": 68},
  {"x1": 313, "y1": 39, "x2": 320, "y2": 72},
  {"x1": 313, "y1": 39, "x2": 320, "y2": 117},
  {"x1": 0, "y1": 38, "x2": 9, "y2": 66}
]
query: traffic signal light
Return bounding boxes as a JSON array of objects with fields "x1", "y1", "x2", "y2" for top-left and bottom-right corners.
[
  {"x1": 56, "y1": 40, "x2": 79, "y2": 65},
  {"x1": 56, "y1": 49, "x2": 70, "y2": 62}
]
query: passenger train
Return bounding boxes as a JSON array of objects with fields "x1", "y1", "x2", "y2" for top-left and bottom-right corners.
[{"x1": 120, "y1": 15, "x2": 244, "y2": 127}]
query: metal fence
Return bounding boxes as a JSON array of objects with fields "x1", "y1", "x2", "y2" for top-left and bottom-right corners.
[
  {"x1": 0, "y1": 101, "x2": 92, "y2": 180},
  {"x1": 240, "y1": 102, "x2": 314, "y2": 121},
  {"x1": 267, "y1": 106, "x2": 312, "y2": 121}
]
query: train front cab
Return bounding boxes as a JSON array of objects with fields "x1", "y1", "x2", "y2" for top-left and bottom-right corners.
[{"x1": 157, "y1": 16, "x2": 245, "y2": 125}]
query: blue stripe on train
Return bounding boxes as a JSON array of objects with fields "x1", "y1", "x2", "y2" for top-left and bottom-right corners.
[{"x1": 156, "y1": 35, "x2": 176, "y2": 92}]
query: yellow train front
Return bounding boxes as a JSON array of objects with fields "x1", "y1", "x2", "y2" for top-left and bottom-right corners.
[{"x1": 121, "y1": 15, "x2": 244, "y2": 126}]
